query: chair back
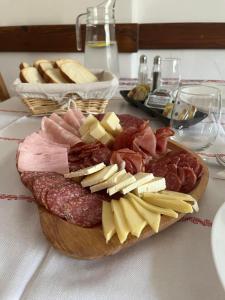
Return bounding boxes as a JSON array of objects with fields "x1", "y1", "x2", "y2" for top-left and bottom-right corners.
[{"x1": 0, "y1": 73, "x2": 9, "y2": 101}]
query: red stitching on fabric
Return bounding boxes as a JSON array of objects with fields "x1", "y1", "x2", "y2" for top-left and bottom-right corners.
[
  {"x1": 0, "y1": 193, "x2": 34, "y2": 202},
  {"x1": 197, "y1": 152, "x2": 225, "y2": 158},
  {"x1": 0, "y1": 137, "x2": 23, "y2": 142},
  {"x1": 179, "y1": 216, "x2": 212, "y2": 227}
]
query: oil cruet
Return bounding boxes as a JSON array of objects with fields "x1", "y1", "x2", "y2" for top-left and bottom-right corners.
[{"x1": 76, "y1": 0, "x2": 119, "y2": 76}]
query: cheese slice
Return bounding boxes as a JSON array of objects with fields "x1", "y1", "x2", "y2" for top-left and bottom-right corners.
[
  {"x1": 126, "y1": 193, "x2": 178, "y2": 218},
  {"x1": 160, "y1": 191, "x2": 199, "y2": 212},
  {"x1": 90, "y1": 169, "x2": 126, "y2": 193},
  {"x1": 134, "y1": 177, "x2": 166, "y2": 196},
  {"x1": 107, "y1": 173, "x2": 136, "y2": 196},
  {"x1": 64, "y1": 163, "x2": 105, "y2": 178},
  {"x1": 127, "y1": 195, "x2": 161, "y2": 233},
  {"x1": 120, "y1": 197, "x2": 147, "y2": 237},
  {"x1": 142, "y1": 193, "x2": 193, "y2": 213},
  {"x1": 90, "y1": 121, "x2": 107, "y2": 141},
  {"x1": 79, "y1": 114, "x2": 98, "y2": 136},
  {"x1": 100, "y1": 131, "x2": 115, "y2": 146},
  {"x1": 100, "y1": 112, "x2": 122, "y2": 136},
  {"x1": 81, "y1": 164, "x2": 118, "y2": 187},
  {"x1": 121, "y1": 173, "x2": 154, "y2": 195},
  {"x1": 102, "y1": 201, "x2": 116, "y2": 243},
  {"x1": 111, "y1": 200, "x2": 130, "y2": 244}
]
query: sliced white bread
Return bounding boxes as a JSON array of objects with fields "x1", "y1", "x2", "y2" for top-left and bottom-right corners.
[
  {"x1": 55, "y1": 59, "x2": 78, "y2": 68},
  {"x1": 44, "y1": 68, "x2": 69, "y2": 83},
  {"x1": 38, "y1": 61, "x2": 55, "y2": 76},
  {"x1": 60, "y1": 62, "x2": 98, "y2": 84},
  {"x1": 20, "y1": 67, "x2": 45, "y2": 83},
  {"x1": 19, "y1": 62, "x2": 30, "y2": 70},
  {"x1": 33, "y1": 59, "x2": 50, "y2": 68}
]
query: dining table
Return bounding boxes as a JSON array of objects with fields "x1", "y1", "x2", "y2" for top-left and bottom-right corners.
[{"x1": 0, "y1": 78, "x2": 225, "y2": 300}]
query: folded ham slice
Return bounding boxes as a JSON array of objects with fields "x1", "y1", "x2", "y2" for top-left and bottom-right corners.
[
  {"x1": 41, "y1": 117, "x2": 81, "y2": 147},
  {"x1": 110, "y1": 148, "x2": 144, "y2": 174},
  {"x1": 63, "y1": 110, "x2": 81, "y2": 130},
  {"x1": 71, "y1": 108, "x2": 85, "y2": 125},
  {"x1": 49, "y1": 113, "x2": 80, "y2": 136},
  {"x1": 18, "y1": 150, "x2": 69, "y2": 174}
]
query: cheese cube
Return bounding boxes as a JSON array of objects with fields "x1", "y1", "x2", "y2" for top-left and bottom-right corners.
[
  {"x1": 121, "y1": 173, "x2": 154, "y2": 195},
  {"x1": 81, "y1": 132, "x2": 96, "y2": 144},
  {"x1": 90, "y1": 169, "x2": 127, "y2": 193},
  {"x1": 102, "y1": 201, "x2": 116, "y2": 243},
  {"x1": 134, "y1": 177, "x2": 166, "y2": 196},
  {"x1": 81, "y1": 164, "x2": 118, "y2": 187},
  {"x1": 100, "y1": 132, "x2": 115, "y2": 146},
  {"x1": 64, "y1": 163, "x2": 105, "y2": 178},
  {"x1": 90, "y1": 121, "x2": 107, "y2": 141},
  {"x1": 120, "y1": 197, "x2": 147, "y2": 237},
  {"x1": 111, "y1": 200, "x2": 130, "y2": 244},
  {"x1": 100, "y1": 112, "x2": 122, "y2": 136},
  {"x1": 107, "y1": 173, "x2": 136, "y2": 196},
  {"x1": 79, "y1": 114, "x2": 98, "y2": 136}
]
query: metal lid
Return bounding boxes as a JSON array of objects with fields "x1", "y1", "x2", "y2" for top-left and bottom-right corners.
[
  {"x1": 140, "y1": 54, "x2": 147, "y2": 64},
  {"x1": 153, "y1": 55, "x2": 161, "y2": 65}
]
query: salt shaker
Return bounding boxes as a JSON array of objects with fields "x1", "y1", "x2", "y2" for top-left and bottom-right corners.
[
  {"x1": 151, "y1": 55, "x2": 161, "y2": 92},
  {"x1": 138, "y1": 55, "x2": 148, "y2": 85}
]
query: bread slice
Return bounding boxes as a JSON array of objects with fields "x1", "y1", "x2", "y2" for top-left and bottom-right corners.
[
  {"x1": 60, "y1": 62, "x2": 98, "y2": 84},
  {"x1": 20, "y1": 67, "x2": 45, "y2": 83},
  {"x1": 44, "y1": 68, "x2": 69, "y2": 83},
  {"x1": 33, "y1": 59, "x2": 49, "y2": 68},
  {"x1": 38, "y1": 61, "x2": 55, "y2": 76},
  {"x1": 19, "y1": 62, "x2": 30, "y2": 70},
  {"x1": 55, "y1": 59, "x2": 78, "y2": 68}
]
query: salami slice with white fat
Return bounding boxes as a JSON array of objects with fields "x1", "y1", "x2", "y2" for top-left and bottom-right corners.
[{"x1": 165, "y1": 173, "x2": 182, "y2": 191}]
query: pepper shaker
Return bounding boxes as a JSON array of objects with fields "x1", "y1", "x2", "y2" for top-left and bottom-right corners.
[{"x1": 151, "y1": 55, "x2": 161, "y2": 92}]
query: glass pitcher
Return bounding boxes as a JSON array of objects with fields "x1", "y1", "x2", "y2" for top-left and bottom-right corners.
[{"x1": 76, "y1": 0, "x2": 119, "y2": 76}]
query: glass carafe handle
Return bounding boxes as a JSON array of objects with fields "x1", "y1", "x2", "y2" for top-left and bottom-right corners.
[{"x1": 75, "y1": 13, "x2": 87, "y2": 51}]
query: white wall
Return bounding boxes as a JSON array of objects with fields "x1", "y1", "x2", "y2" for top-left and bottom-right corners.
[{"x1": 1, "y1": 0, "x2": 225, "y2": 95}]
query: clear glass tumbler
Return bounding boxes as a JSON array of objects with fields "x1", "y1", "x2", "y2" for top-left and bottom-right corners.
[{"x1": 170, "y1": 85, "x2": 221, "y2": 151}]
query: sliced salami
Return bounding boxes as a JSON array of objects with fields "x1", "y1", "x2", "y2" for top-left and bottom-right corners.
[
  {"x1": 63, "y1": 192, "x2": 107, "y2": 227},
  {"x1": 152, "y1": 162, "x2": 168, "y2": 177},
  {"x1": 165, "y1": 172, "x2": 182, "y2": 191},
  {"x1": 181, "y1": 167, "x2": 197, "y2": 193},
  {"x1": 21, "y1": 171, "x2": 56, "y2": 191}
]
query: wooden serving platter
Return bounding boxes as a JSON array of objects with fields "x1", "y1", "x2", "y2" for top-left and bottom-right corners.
[{"x1": 38, "y1": 140, "x2": 209, "y2": 260}]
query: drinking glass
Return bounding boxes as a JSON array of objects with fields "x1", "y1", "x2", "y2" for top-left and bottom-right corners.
[
  {"x1": 170, "y1": 85, "x2": 221, "y2": 151},
  {"x1": 159, "y1": 58, "x2": 181, "y2": 93}
]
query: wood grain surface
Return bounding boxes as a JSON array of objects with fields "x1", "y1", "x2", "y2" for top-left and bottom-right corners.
[
  {"x1": 0, "y1": 73, "x2": 10, "y2": 101},
  {"x1": 1, "y1": 23, "x2": 225, "y2": 52},
  {"x1": 38, "y1": 140, "x2": 209, "y2": 260},
  {"x1": 0, "y1": 24, "x2": 138, "y2": 53}
]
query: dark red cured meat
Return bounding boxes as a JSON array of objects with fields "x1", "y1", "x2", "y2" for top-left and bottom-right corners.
[
  {"x1": 21, "y1": 171, "x2": 57, "y2": 191},
  {"x1": 165, "y1": 172, "x2": 182, "y2": 191},
  {"x1": 181, "y1": 167, "x2": 197, "y2": 193},
  {"x1": 62, "y1": 192, "x2": 107, "y2": 227},
  {"x1": 46, "y1": 182, "x2": 89, "y2": 218},
  {"x1": 32, "y1": 174, "x2": 67, "y2": 205},
  {"x1": 152, "y1": 162, "x2": 168, "y2": 177},
  {"x1": 177, "y1": 167, "x2": 185, "y2": 184},
  {"x1": 167, "y1": 163, "x2": 177, "y2": 174},
  {"x1": 155, "y1": 127, "x2": 174, "y2": 154},
  {"x1": 91, "y1": 147, "x2": 111, "y2": 164}
]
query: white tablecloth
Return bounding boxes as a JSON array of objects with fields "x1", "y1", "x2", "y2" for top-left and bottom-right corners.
[{"x1": 0, "y1": 94, "x2": 225, "y2": 300}]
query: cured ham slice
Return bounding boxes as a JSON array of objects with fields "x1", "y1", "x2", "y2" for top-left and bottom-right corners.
[
  {"x1": 41, "y1": 117, "x2": 81, "y2": 147},
  {"x1": 49, "y1": 113, "x2": 80, "y2": 136},
  {"x1": 71, "y1": 108, "x2": 85, "y2": 125},
  {"x1": 155, "y1": 128, "x2": 174, "y2": 154},
  {"x1": 110, "y1": 148, "x2": 144, "y2": 174},
  {"x1": 18, "y1": 149, "x2": 69, "y2": 174},
  {"x1": 63, "y1": 109, "x2": 81, "y2": 130}
]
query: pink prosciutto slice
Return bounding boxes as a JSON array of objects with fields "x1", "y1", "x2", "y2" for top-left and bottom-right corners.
[
  {"x1": 63, "y1": 110, "x2": 81, "y2": 130},
  {"x1": 155, "y1": 128, "x2": 174, "y2": 154},
  {"x1": 49, "y1": 113, "x2": 80, "y2": 136},
  {"x1": 18, "y1": 149, "x2": 69, "y2": 174},
  {"x1": 71, "y1": 108, "x2": 85, "y2": 125},
  {"x1": 41, "y1": 117, "x2": 81, "y2": 147}
]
